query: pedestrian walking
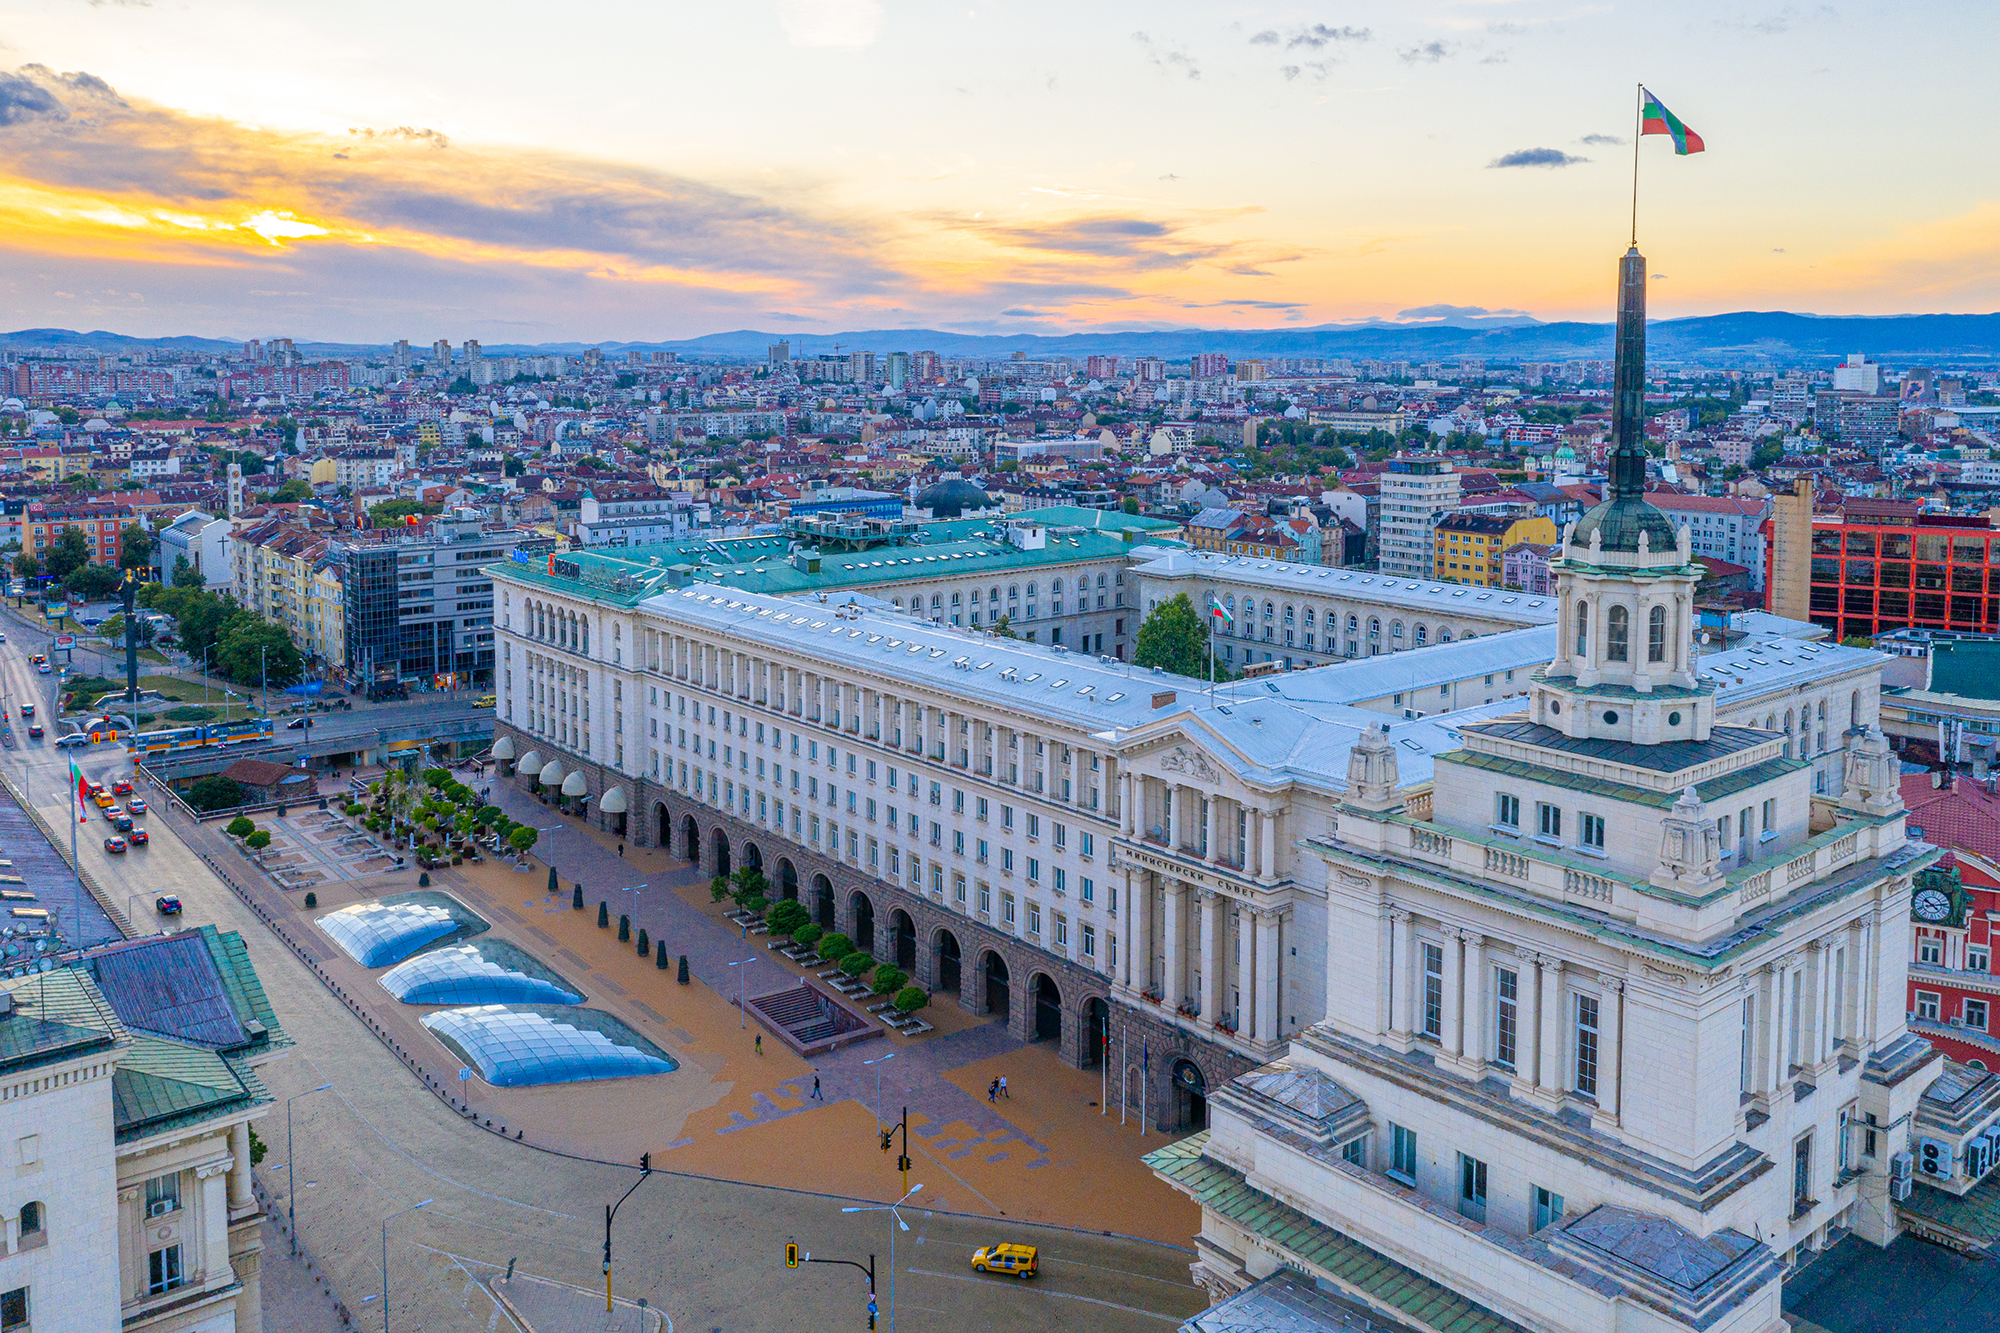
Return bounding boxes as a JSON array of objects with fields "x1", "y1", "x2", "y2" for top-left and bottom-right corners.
[
  {"x1": 755, "y1": 1033, "x2": 763, "y2": 1056},
  {"x1": 987, "y1": 1079, "x2": 998, "y2": 1103},
  {"x1": 811, "y1": 1076, "x2": 823, "y2": 1101},
  {"x1": 999, "y1": 1075, "x2": 1009, "y2": 1098},
  {"x1": 618, "y1": 843, "x2": 625, "y2": 858}
]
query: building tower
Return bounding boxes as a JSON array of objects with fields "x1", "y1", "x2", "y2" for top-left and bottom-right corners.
[{"x1": 1151, "y1": 247, "x2": 1973, "y2": 1333}]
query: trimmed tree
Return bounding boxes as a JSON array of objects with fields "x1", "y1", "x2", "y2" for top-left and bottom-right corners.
[
  {"x1": 1134, "y1": 592, "x2": 1213, "y2": 679},
  {"x1": 791, "y1": 923, "x2": 824, "y2": 951},
  {"x1": 871, "y1": 964, "x2": 908, "y2": 996},
  {"x1": 767, "y1": 900, "x2": 809, "y2": 936},
  {"x1": 839, "y1": 951, "x2": 873, "y2": 977},
  {"x1": 225, "y1": 816, "x2": 256, "y2": 838},
  {"x1": 893, "y1": 986, "x2": 930, "y2": 1014},
  {"x1": 245, "y1": 829, "x2": 272, "y2": 850},
  {"x1": 709, "y1": 875, "x2": 731, "y2": 904},
  {"x1": 816, "y1": 932, "x2": 852, "y2": 963}
]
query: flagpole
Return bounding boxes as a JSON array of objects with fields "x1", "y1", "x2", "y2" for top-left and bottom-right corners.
[{"x1": 1630, "y1": 82, "x2": 1643, "y2": 247}]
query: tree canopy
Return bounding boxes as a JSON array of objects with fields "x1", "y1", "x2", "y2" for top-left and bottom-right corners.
[
  {"x1": 42, "y1": 528, "x2": 91, "y2": 582},
  {"x1": 1134, "y1": 594, "x2": 1214, "y2": 679}
]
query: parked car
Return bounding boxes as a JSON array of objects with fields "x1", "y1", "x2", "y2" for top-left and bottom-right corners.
[
  {"x1": 153, "y1": 893, "x2": 178, "y2": 913},
  {"x1": 103, "y1": 836, "x2": 126, "y2": 854},
  {"x1": 128, "y1": 828, "x2": 149, "y2": 846}
]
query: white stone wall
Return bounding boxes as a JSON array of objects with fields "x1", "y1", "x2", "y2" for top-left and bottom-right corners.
[{"x1": 0, "y1": 1054, "x2": 121, "y2": 1332}]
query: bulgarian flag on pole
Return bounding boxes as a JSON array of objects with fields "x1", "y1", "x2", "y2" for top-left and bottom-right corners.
[
  {"x1": 1209, "y1": 595, "x2": 1232, "y2": 626},
  {"x1": 1640, "y1": 87, "x2": 1704, "y2": 155},
  {"x1": 71, "y1": 759, "x2": 90, "y2": 823}
]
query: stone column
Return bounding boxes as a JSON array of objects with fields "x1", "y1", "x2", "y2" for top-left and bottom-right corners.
[
  {"x1": 1514, "y1": 948, "x2": 1540, "y2": 1090},
  {"x1": 1814, "y1": 938, "x2": 1835, "y2": 1067},
  {"x1": 1390, "y1": 909, "x2": 1416, "y2": 1037},
  {"x1": 1461, "y1": 933, "x2": 1487, "y2": 1073},
  {"x1": 1536, "y1": 957, "x2": 1565, "y2": 1095},
  {"x1": 1122, "y1": 870, "x2": 1145, "y2": 990},
  {"x1": 1202, "y1": 797, "x2": 1216, "y2": 860},
  {"x1": 1599, "y1": 978, "x2": 1625, "y2": 1123},
  {"x1": 1198, "y1": 891, "x2": 1222, "y2": 1023},
  {"x1": 1162, "y1": 880, "x2": 1185, "y2": 1007},
  {"x1": 1121, "y1": 771, "x2": 1135, "y2": 835},
  {"x1": 1256, "y1": 907, "x2": 1282, "y2": 1046},
  {"x1": 1260, "y1": 809, "x2": 1279, "y2": 878},
  {"x1": 1443, "y1": 932, "x2": 1464, "y2": 1059},
  {"x1": 228, "y1": 1122, "x2": 253, "y2": 1212}
]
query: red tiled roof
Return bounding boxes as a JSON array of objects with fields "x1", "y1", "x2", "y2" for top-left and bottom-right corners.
[{"x1": 1900, "y1": 774, "x2": 2000, "y2": 861}]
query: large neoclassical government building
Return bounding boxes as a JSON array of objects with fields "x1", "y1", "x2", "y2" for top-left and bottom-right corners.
[{"x1": 484, "y1": 501, "x2": 1897, "y2": 1141}]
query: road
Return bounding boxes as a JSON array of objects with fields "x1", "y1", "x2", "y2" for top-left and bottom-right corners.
[{"x1": 0, "y1": 629, "x2": 1204, "y2": 1331}]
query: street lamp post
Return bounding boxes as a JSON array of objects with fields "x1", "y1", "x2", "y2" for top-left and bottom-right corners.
[
  {"x1": 727, "y1": 955, "x2": 756, "y2": 1030},
  {"x1": 537, "y1": 824, "x2": 562, "y2": 886},
  {"x1": 614, "y1": 882, "x2": 648, "y2": 941},
  {"x1": 284, "y1": 1083, "x2": 335, "y2": 1254},
  {"x1": 378, "y1": 1198, "x2": 432, "y2": 1333},
  {"x1": 841, "y1": 1183, "x2": 922, "y2": 1333},
  {"x1": 862, "y1": 1052, "x2": 896, "y2": 1135}
]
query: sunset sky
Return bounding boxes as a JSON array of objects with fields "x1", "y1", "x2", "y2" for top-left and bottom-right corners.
[{"x1": 0, "y1": 0, "x2": 1991, "y2": 344}]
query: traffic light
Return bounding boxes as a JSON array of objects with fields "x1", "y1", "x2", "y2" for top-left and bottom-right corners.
[
  {"x1": 639, "y1": 1152, "x2": 651, "y2": 1173},
  {"x1": 785, "y1": 1242, "x2": 799, "y2": 1269},
  {"x1": 897, "y1": 1154, "x2": 911, "y2": 1174},
  {"x1": 879, "y1": 1129, "x2": 893, "y2": 1153}
]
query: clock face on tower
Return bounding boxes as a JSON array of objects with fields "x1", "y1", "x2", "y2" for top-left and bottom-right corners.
[{"x1": 1913, "y1": 888, "x2": 1953, "y2": 923}]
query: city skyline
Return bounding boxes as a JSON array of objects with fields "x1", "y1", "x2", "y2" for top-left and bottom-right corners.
[{"x1": 0, "y1": 0, "x2": 1992, "y2": 342}]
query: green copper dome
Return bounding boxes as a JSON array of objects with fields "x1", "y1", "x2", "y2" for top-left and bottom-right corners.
[{"x1": 1569, "y1": 495, "x2": 1680, "y2": 556}]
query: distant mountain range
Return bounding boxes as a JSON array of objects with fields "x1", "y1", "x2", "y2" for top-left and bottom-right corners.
[{"x1": 10, "y1": 310, "x2": 2000, "y2": 364}]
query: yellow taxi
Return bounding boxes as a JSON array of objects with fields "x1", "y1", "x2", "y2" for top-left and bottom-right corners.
[
  {"x1": 970, "y1": 1243, "x2": 1038, "y2": 1279},
  {"x1": 473, "y1": 694, "x2": 496, "y2": 709},
  {"x1": 93, "y1": 790, "x2": 116, "y2": 809}
]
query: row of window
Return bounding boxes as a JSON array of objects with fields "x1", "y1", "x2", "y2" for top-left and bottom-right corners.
[
  {"x1": 1374, "y1": 1122, "x2": 1567, "y2": 1231},
  {"x1": 1913, "y1": 990, "x2": 1990, "y2": 1031},
  {"x1": 1418, "y1": 950, "x2": 1604, "y2": 1095}
]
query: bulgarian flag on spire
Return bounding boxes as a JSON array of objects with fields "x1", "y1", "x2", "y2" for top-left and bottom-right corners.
[
  {"x1": 1640, "y1": 87, "x2": 1704, "y2": 155},
  {"x1": 1209, "y1": 595, "x2": 1232, "y2": 626},
  {"x1": 71, "y1": 759, "x2": 90, "y2": 823}
]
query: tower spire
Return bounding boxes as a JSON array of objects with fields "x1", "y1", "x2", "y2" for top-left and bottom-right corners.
[{"x1": 1609, "y1": 248, "x2": 1648, "y2": 501}]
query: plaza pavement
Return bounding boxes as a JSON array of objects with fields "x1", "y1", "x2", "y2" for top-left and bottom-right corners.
[{"x1": 0, "y1": 610, "x2": 1209, "y2": 1329}]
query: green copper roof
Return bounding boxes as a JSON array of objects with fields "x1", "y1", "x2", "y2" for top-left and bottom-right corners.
[
  {"x1": 1569, "y1": 496, "x2": 1681, "y2": 556},
  {"x1": 1146, "y1": 1132, "x2": 1528, "y2": 1333},
  {"x1": 490, "y1": 505, "x2": 1180, "y2": 606}
]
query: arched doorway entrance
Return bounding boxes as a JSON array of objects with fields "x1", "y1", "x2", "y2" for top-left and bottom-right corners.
[
  {"x1": 1083, "y1": 997, "x2": 1109, "y2": 1068},
  {"x1": 850, "y1": 891, "x2": 875, "y2": 955},
  {"x1": 813, "y1": 874, "x2": 835, "y2": 928},
  {"x1": 654, "y1": 803, "x2": 669, "y2": 849},
  {"x1": 681, "y1": 815, "x2": 699, "y2": 862},
  {"x1": 889, "y1": 910, "x2": 916, "y2": 971},
  {"x1": 1172, "y1": 1059, "x2": 1208, "y2": 1130},
  {"x1": 935, "y1": 930, "x2": 961, "y2": 995},
  {"x1": 982, "y1": 951, "x2": 1010, "y2": 1020},
  {"x1": 1031, "y1": 974, "x2": 1062, "y2": 1043},
  {"x1": 777, "y1": 858, "x2": 799, "y2": 902},
  {"x1": 710, "y1": 829, "x2": 732, "y2": 878},
  {"x1": 743, "y1": 843, "x2": 763, "y2": 875}
]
